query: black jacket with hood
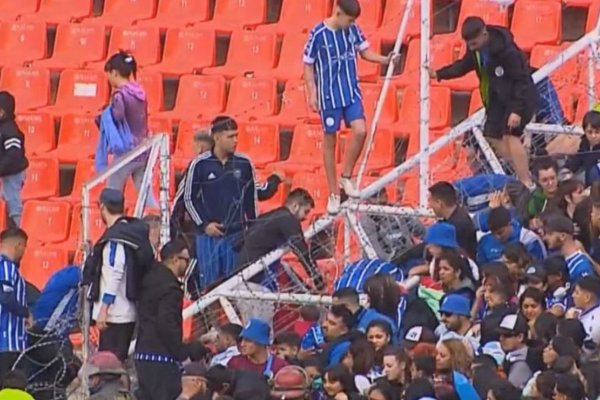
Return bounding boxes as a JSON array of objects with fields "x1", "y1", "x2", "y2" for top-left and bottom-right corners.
[
  {"x1": 0, "y1": 91, "x2": 28, "y2": 177},
  {"x1": 83, "y1": 216, "x2": 155, "y2": 302},
  {"x1": 435, "y1": 25, "x2": 538, "y2": 118}
]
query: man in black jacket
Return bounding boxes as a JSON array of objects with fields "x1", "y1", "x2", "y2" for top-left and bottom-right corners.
[
  {"x1": 0, "y1": 91, "x2": 28, "y2": 227},
  {"x1": 135, "y1": 239, "x2": 207, "y2": 400},
  {"x1": 430, "y1": 17, "x2": 538, "y2": 189},
  {"x1": 235, "y1": 188, "x2": 324, "y2": 291}
]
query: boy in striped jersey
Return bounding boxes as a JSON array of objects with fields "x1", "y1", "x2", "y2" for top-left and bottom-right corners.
[
  {"x1": 0, "y1": 228, "x2": 29, "y2": 384},
  {"x1": 303, "y1": 0, "x2": 399, "y2": 214}
]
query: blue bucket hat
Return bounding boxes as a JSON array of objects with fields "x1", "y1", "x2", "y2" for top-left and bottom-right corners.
[
  {"x1": 439, "y1": 294, "x2": 471, "y2": 317},
  {"x1": 424, "y1": 222, "x2": 459, "y2": 249},
  {"x1": 240, "y1": 318, "x2": 271, "y2": 346}
]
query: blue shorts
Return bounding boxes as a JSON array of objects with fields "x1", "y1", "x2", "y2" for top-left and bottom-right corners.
[{"x1": 320, "y1": 100, "x2": 365, "y2": 134}]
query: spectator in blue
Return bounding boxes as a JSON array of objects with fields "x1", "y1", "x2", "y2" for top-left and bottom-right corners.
[
  {"x1": 477, "y1": 206, "x2": 546, "y2": 264},
  {"x1": 563, "y1": 110, "x2": 600, "y2": 186},
  {"x1": 321, "y1": 305, "x2": 359, "y2": 367},
  {"x1": 437, "y1": 294, "x2": 480, "y2": 354},
  {"x1": 543, "y1": 213, "x2": 596, "y2": 282},
  {"x1": 183, "y1": 116, "x2": 257, "y2": 291}
]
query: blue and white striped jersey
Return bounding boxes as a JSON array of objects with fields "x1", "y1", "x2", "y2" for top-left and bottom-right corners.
[
  {"x1": 303, "y1": 22, "x2": 368, "y2": 111},
  {"x1": 0, "y1": 255, "x2": 27, "y2": 353},
  {"x1": 565, "y1": 250, "x2": 595, "y2": 283},
  {"x1": 334, "y1": 259, "x2": 403, "y2": 292}
]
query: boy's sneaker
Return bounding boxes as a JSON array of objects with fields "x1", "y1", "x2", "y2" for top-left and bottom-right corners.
[
  {"x1": 327, "y1": 194, "x2": 341, "y2": 214},
  {"x1": 340, "y1": 176, "x2": 359, "y2": 198}
]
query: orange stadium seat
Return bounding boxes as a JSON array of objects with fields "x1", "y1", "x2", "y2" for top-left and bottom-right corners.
[
  {"x1": 394, "y1": 36, "x2": 456, "y2": 88},
  {"x1": 22, "y1": 158, "x2": 60, "y2": 200},
  {"x1": 34, "y1": 23, "x2": 105, "y2": 70},
  {"x1": 20, "y1": 246, "x2": 69, "y2": 290},
  {"x1": 0, "y1": 66, "x2": 51, "y2": 111},
  {"x1": 0, "y1": 1, "x2": 38, "y2": 22},
  {"x1": 204, "y1": 31, "x2": 277, "y2": 78},
  {"x1": 144, "y1": 28, "x2": 216, "y2": 75},
  {"x1": 511, "y1": 0, "x2": 562, "y2": 52},
  {"x1": 88, "y1": 26, "x2": 161, "y2": 68},
  {"x1": 137, "y1": 71, "x2": 164, "y2": 114},
  {"x1": 84, "y1": 0, "x2": 157, "y2": 27},
  {"x1": 268, "y1": 124, "x2": 329, "y2": 176},
  {"x1": 378, "y1": 0, "x2": 430, "y2": 44},
  {"x1": 292, "y1": 171, "x2": 329, "y2": 214},
  {"x1": 361, "y1": 82, "x2": 398, "y2": 125},
  {"x1": 456, "y1": 1, "x2": 508, "y2": 30},
  {"x1": 194, "y1": 0, "x2": 267, "y2": 32},
  {"x1": 19, "y1": 0, "x2": 94, "y2": 24},
  {"x1": 398, "y1": 86, "x2": 451, "y2": 131},
  {"x1": 226, "y1": 77, "x2": 278, "y2": 119},
  {"x1": 530, "y1": 44, "x2": 581, "y2": 86},
  {"x1": 564, "y1": 0, "x2": 594, "y2": 7},
  {"x1": 0, "y1": 22, "x2": 47, "y2": 67},
  {"x1": 58, "y1": 204, "x2": 106, "y2": 252},
  {"x1": 237, "y1": 122, "x2": 280, "y2": 167},
  {"x1": 15, "y1": 112, "x2": 56, "y2": 155},
  {"x1": 21, "y1": 200, "x2": 71, "y2": 243},
  {"x1": 172, "y1": 122, "x2": 206, "y2": 171},
  {"x1": 264, "y1": 80, "x2": 319, "y2": 128},
  {"x1": 48, "y1": 113, "x2": 98, "y2": 163},
  {"x1": 60, "y1": 159, "x2": 105, "y2": 203},
  {"x1": 356, "y1": 0, "x2": 384, "y2": 32},
  {"x1": 136, "y1": 0, "x2": 210, "y2": 29},
  {"x1": 0, "y1": 202, "x2": 5, "y2": 230},
  {"x1": 160, "y1": 75, "x2": 226, "y2": 121},
  {"x1": 44, "y1": 69, "x2": 109, "y2": 115},
  {"x1": 357, "y1": 36, "x2": 381, "y2": 82},
  {"x1": 254, "y1": 33, "x2": 308, "y2": 82},
  {"x1": 586, "y1": 2, "x2": 600, "y2": 33},
  {"x1": 148, "y1": 116, "x2": 173, "y2": 137},
  {"x1": 342, "y1": 126, "x2": 395, "y2": 174},
  {"x1": 257, "y1": 0, "x2": 330, "y2": 35}
]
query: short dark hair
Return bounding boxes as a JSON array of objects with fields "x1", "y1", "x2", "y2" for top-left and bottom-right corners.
[
  {"x1": 332, "y1": 287, "x2": 359, "y2": 305},
  {"x1": 0, "y1": 228, "x2": 28, "y2": 243},
  {"x1": 428, "y1": 181, "x2": 457, "y2": 206},
  {"x1": 337, "y1": 0, "x2": 361, "y2": 18},
  {"x1": 300, "y1": 305, "x2": 320, "y2": 322},
  {"x1": 555, "y1": 373, "x2": 586, "y2": 400},
  {"x1": 104, "y1": 50, "x2": 137, "y2": 79},
  {"x1": 2, "y1": 369, "x2": 27, "y2": 389},
  {"x1": 533, "y1": 156, "x2": 559, "y2": 179},
  {"x1": 286, "y1": 188, "x2": 315, "y2": 209},
  {"x1": 576, "y1": 275, "x2": 600, "y2": 298},
  {"x1": 159, "y1": 239, "x2": 188, "y2": 261},
  {"x1": 219, "y1": 323, "x2": 243, "y2": 340},
  {"x1": 543, "y1": 255, "x2": 568, "y2": 278},
  {"x1": 211, "y1": 116, "x2": 237, "y2": 135},
  {"x1": 583, "y1": 110, "x2": 600, "y2": 130},
  {"x1": 461, "y1": 16, "x2": 486, "y2": 41},
  {"x1": 489, "y1": 379, "x2": 522, "y2": 400},
  {"x1": 194, "y1": 132, "x2": 214, "y2": 146},
  {"x1": 273, "y1": 331, "x2": 301, "y2": 348},
  {"x1": 487, "y1": 206, "x2": 511, "y2": 232},
  {"x1": 329, "y1": 304, "x2": 355, "y2": 330}
]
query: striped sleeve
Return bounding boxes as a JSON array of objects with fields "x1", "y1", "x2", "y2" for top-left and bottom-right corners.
[
  {"x1": 101, "y1": 241, "x2": 126, "y2": 305},
  {"x1": 303, "y1": 26, "x2": 320, "y2": 64},
  {"x1": 353, "y1": 25, "x2": 369, "y2": 51},
  {"x1": 183, "y1": 155, "x2": 208, "y2": 227}
]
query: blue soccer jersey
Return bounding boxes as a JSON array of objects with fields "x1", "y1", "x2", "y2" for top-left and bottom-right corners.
[
  {"x1": 0, "y1": 255, "x2": 27, "y2": 353},
  {"x1": 565, "y1": 251, "x2": 595, "y2": 283},
  {"x1": 303, "y1": 22, "x2": 368, "y2": 111}
]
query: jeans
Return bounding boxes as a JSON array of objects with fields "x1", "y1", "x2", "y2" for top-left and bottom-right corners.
[
  {"x1": 1, "y1": 170, "x2": 25, "y2": 226},
  {"x1": 106, "y1": 158, "x2": 158, "y2": 209}
]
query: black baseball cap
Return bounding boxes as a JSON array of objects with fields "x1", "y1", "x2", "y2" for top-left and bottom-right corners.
[
  {"x1": 524, "y1": 264, "x2": 546, "y2": 283},
  {"x1": 497, "y1": 314, "x2": 528, "y2": 336},
  {"x1": 182, "y1": 362, "x2": 207, "y2": 378}
]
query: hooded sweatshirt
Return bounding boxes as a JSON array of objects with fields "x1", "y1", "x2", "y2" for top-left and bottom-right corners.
[
  {"x1": 0, "y1": 91, "x2": 28, "y2": 177},
  {"x1": 111, "y1": 82, "x2": 148, "y2": 145}
]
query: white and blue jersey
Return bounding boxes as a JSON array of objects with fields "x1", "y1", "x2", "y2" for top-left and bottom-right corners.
[
  {"x1": 304, "y1": 22, "x2": 367, "y2": 133},
  {"x1": 565, "y1": 250, "x2": 595, "y2": 283},
  {"x1": 334, "y1": 259, "x2": 403, "y2": 292},
  {"x1": 0, "y1": 255, "x2": 27, "y2": 353}
]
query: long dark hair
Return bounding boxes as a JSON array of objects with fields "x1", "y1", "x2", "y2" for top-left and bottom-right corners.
[
  {"x1": 324, "y1": 364, "x2": 357, "y2": 394},
  {"x1": 104, "y1": 50, "x2": 138, "y2": 79},
  {"x1": 345, "y1": 337, "x2": 376, "y2": 375},
  {"x1": 363, "y1": 273, "x2": 401, "y2": 321}
]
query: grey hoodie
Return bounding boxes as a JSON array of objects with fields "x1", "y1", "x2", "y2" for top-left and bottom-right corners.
[{"x1": 111, "y1": 82, "x2": 148, "y2": 146}]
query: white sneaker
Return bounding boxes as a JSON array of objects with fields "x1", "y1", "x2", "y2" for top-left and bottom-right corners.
[
  {"x1": 327, "y1": 194, "x2": 341, "y2": 214},
  {"x1": 340, "y1": 176, "x2": 359, "y2": 198}
]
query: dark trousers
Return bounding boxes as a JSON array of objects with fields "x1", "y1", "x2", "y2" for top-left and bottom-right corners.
[
  {"x1": 195, "y1": 234, "x2": 237, "y2": 291},
  {"x1": 0, "y1": 352, "x2": 19, "y2": 385},
  {"x1": 135, "y1": 360, "x2": 182, "y2": 400},
  {"x1": 98, "y1": 322, "x2": 136, "y2": 362}
]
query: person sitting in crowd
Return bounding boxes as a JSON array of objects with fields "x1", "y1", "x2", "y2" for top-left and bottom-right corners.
[
  {"x1": 477, "y1": 206, "x2": 546, "y2": 264},
  {"x1": 563, "y1": 110, "x2": 600, "y2": 187},
  {"x1": 210, "y1": 323, "x2": 242, "y2": 367},
  {"x1": 321, "y1": 305, "x2": 358, "y2": 367},
  {"x1": 528, "y1": 157, "x2": 560, "y2": 227},
  {"x1": 81, "y1": 351, "x2": 132, "y2": 400},
  {"x1": 205, "y1": 364, "x2": 270, "y2": 400},
  {"x1": 437, "y1": 294, "x2": 480, "y2": 353},
  {"x1": 571, "y1": 275, "x2": 600, "y2": 352},
  {"x1": 273, "y1": 331, "x2": 301, "y2": 363},
  {"x1": 177, "y1": 362, "x2": 209, "y2": 400},
  {"x1": 497, "y1": 314, "x2": 538, "y2": 389}
]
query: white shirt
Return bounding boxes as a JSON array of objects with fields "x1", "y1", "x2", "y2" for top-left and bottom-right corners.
[
  {"x1": 92, "y1": 241, "x2": 136, "y2": 324},
  {"x1": 210, "y1": 345, "x2": 240, "y2": 367},
  {"x1": 579, "y1": 303, "x2": 600, "y2": 349}
]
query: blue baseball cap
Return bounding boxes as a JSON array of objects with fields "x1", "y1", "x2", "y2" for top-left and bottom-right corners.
[
  {"x1": 240, "y1": 318, "x2": 271, "y2": 346},
  {"x1": 424, "y1": 222, "x2": 459, "y2": 249},
  {"x1": 439, "y1": 294, "x2": 471, "y2": 317}
]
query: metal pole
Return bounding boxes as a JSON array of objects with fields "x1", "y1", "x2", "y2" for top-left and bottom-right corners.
[
  {"x1": 343, "y1": 213, "x2": 351, "y2": 265},
  {"x1": 345, "y1": 211, "x2": 377, "y2": 259},
  {"x1": 79, "y1": 187, "x2": 91, "y2": 396},
  {"x1": 133, "y1": 140, "x2": 161, "y2": 217},
  {"x1": 159, "y1": 134, "x2": 171, "y2": 247},
  {"x1": 418, "y1": 0, "x2": 431, "y2": 209},
  {"x1": 356, "y1": 0, "x2": 414, "y2": 188},
  {"x1": 472, "y1": 127, "x2": 505, "y2": 174}
]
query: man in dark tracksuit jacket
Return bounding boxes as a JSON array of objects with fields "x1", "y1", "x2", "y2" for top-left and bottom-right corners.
[
  {"x1": 135, "y1": 240, "x2": 207, "y2": 400},
  {"x1": 183, "y1": 116, "x2": 257, "y2": 292},
  {"x1": 235, "y1": 188, "x2": 324, "y2": 291},
  {"x1": 431, "y1": 17, "x2": 538, "y2": 189},
  {"x1": 0, "y1": 91, "x2": 28, "y2": 227}
]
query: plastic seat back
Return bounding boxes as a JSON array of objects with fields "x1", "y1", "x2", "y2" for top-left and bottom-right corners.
[
  {"x1": 0, "y1": 1, "x2": 39, "y2": 21},
  {"x1": 292, "y1": 171, "x2": 329, "y2": 214},
  {"x1": 22, "y1": 158, "x2": 60, "y2": 200},
  {"x1": 457, "y1": 1, "x2": 508, "y2": 29},
  {"x1": 56, "y1": 113, "x2": 99, "y2": 155},
  {"x1": 237, "y1": 122, "x2": 280, "y2": 166},
  {"x1": 15, "y1": 112, "x2": 56, "y2": 155},
  {"x1": 361, "y1": 82, "x2": 398, "y2": 124},
  {"x1": 287, "y1": 124, "x2": 328, "y2": 164},
  {"x1": 0, "y1": 66, "x2": 51, "y2": 110},
  {"x1": 141, "y1": 0, "x2": 210, "y2": 27},
  {"x1": 0, "y1": 22, "x2": 47, "y2": 65},
  {"x1": 53, "y1": 69, "x2": 109, "y2": 112},
  {"x1": 66, "y1": 159, "x2": 106, "y2": 202},
  {"x1": 512, "y1": 0, "x2": 562, "y2": 51},
  {"x1": 41, "y1": 23, "x2": 105, "y2": 68},
  {"x1": 224, "y1": 30, "x2": 277, "y2": 70},
  {"x1": 23, "y1": 0, "x2": 94, "y2": 23},
  {"x1": 157, "y1": 28, "x2": 216, "y2": 73},
  {"x1": 226, "y1": 77, "x2": 278, "y2": 118},
  {"x1": 137, "y1": 71, "x2": 163, "y2": 113},
  {"x1": 211, "y1": 0, "x2": 267, "y2": 27},
  {"x1": 172, "y1": 75, "x2": 226, "y2": 119},
  {"x1": 399, "y1": 86, "x2": 451, "y2": 129},
  {"x1": 106, "y1": 26, "x2": 161, "y2": 67},
  {"x1": 20, "y1": 246, "x2": 69, "y2": 290},
  {"x1": 22, "y1": 200, "x2": 71, "y2": 243}
]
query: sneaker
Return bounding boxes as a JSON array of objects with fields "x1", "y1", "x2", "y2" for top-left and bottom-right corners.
[
  {"x1": 327, "y1": 194, "x2": 341, "y2": 214},
  {"x1": 340, "y1": 176, "x2": 359, "y2": 198}
]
